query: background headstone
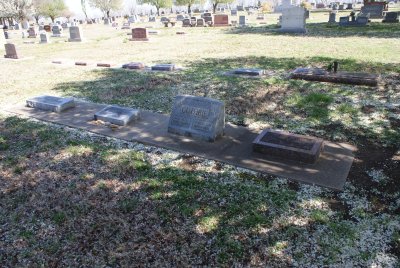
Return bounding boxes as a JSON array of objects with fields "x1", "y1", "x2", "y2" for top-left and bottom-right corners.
[
  {"x1": 280, "y1": 6, "x2": 306, "y2": 33},
  {"x1": 130, "y1": 28, "x2": 149, "y2": 41},
  {"x1": 4, "y1": 43, "x2": 19, "y2": 59},
  {"x1": 40, "y1": 32, "x2": 50, "y2": 43},
  {"x1": 68, "y1": 26, "x2": 83, "y2": 42},
  {"x1": 239, "y1": 15, "x2": 246, "y2": 26}
]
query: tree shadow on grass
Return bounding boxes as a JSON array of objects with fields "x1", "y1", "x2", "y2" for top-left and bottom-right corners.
[{"x1": 226, "y1": 22, "x2": 400, "y2": 39}]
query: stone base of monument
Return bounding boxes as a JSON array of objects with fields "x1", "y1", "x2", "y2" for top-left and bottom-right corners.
[
  {"x1": 290, "y1": 68, "x2": 379, "y2": 86},
  {"x1": 129, "y1": 38, "x2": 149, "y2": 41},
  {"x1": 253, "y1": 129, "x2": 324, "y2": 164},
  {"x1": 122, "y1": 62, "x2": 145, "y2": 70},
  {"x1": 26, "y1": 96, "x2": 75, "y2": 113},
  {"x1": 94, "y1": 105, "x2": 141, "y2": 126},
  {"x1": 68, "y1": 38, "x2": 82, "y2": 42},
  {"x1": 151, "y1": 64, "x2": 175, "y2": 71}
]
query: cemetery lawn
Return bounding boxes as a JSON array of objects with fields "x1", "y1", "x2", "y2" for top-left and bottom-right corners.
[{"x1": 1, "y1": 10, "x2": 400, "y2": 266}]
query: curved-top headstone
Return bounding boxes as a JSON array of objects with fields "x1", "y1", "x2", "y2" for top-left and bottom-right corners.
[{"x1": 168, "y1": 95, "x2": 225, "y2": 142}]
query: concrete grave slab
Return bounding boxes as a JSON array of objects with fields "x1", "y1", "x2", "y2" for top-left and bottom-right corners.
[
  {"x1": 26, "y1": 96, "x2": 75, "y2": 112},
  {"x1": 151, "y1": 64, "x2": 175, "y2": 71},
  {"x1": 233, "y1": 68, "x2": 265, "y2": 76},
  {"x1": 94, "y1": 105, "x2": 141, "y2": 126},
  {"x1": 5, "y1": 101, "x2": 355, "y2": 190}
]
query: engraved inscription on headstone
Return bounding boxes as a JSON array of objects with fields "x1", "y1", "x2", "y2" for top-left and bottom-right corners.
[
  {"x1": 130, "y1": 28, "x2": 149, "y2": 41},
  {"x1": 168, "y1": 95, "x2": 225, "y2": 142}
]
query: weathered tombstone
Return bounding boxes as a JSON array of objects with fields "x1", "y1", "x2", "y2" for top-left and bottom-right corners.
[
  {"x1": 28, "y1": 27, "x2": 37, "y2": 38},
  {"x1": 14, "y1": 23, "x2": 20, "y2": 30},
  {"x1": 196, "y1": 18, "x2": 205, "y2": 26},
  {"x1": 44, "y1": 25, "x2": 51, "y2": 32},
  {"x1": 122, "y1": 62, "x2": 145, "y2": 69},
  {"x1": 4, "y1": 43, "x2": 20, "y2": 59},
  {"x1": 280, "y1": 6, "x2": 306, "y2": 33},
  {"x1": 160, "y1": 16, "x2": 169, "y2": 22},
  {"x1": 68, "y1": 26, "x2": 83, "y2": 42},
  {"x1": 26, "y1": 96, "x2": 75, "y2": 112},
  {"x1": 52, "y1": 25, "x2": 62, "y2": 37},
  {"x1": 22, "y1": 21, "x2": 29, "y2": 29},
  {"x1": 237, "y1": 5, "x2": 244, "y2": 11},
  {"x1": 40, "y1": 32, "x2": 50, "y2": 43},
  {"x1": 339, "y1": 4, "x2": 344, "y2": 10},
  {"x1": 121, "y1": 22, "x2": 131, "y2": 29},
  {"x1": 252, "y1": 129, "x2": 324, "y2": 164},
  {"x1": 177, "y1": 14, "x2": 185, "y2": 21},
  {"x1": 94, "y1": 105, "x2": 140, "y2": 126},
  {"x1": 130, "y1": 28, "x2": 149, "y2": 41},
  {"x1": 151, "y1": 64, "x2": 175, "y2": 71},
  {"x1": 213, "y1": 14, "x2": 229, "y2": 26},
  {"x1": 4, "y1": 31, "x2": 11, "y2": 39},
  {"x1": 149, "y1": 16, "x2": 156, "y2": 22},
  {"x1": 204, "y1": 16, "x2": 213, "y2": 26},
  {"x1": 239, "y1": 15, "x2": 246, "y2": 26},
  {"x1": 231, "y1": 9, "x2": 238, "y2": 16},
  {"x1": 182, "y1": 18, "x2": 191, "y2": 27},
  {"x1": 361, "y1": 4, "x2": 384, "y2": 19},
  {"x1": 347, "y1": 3, "x2": 353, "y2": 9},
  {"x1": 168, "y1": 95, "x2": 225, "y2": 142},
  {"x1": 382, "y1": 12, "x2": 399, "y2": 23},
  {"x1": 328, "y1": 12, "x2": 336, "y2": 23},
  {"x1": 104, "y1": 18, "x2": 111, "y2": 25}
]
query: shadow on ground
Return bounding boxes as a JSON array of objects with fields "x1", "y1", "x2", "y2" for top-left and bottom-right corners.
[{"x1": 226, "y1": 22, "x2": 400, "y2": 39}]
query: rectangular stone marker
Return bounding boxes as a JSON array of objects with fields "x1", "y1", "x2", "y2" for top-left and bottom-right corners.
[
  {"x1": 151, "y1": 64, "x2": 175, "y2": 71},
  {"x1": 280, "y1": 6, "x2": 306, "y2": 33},
  {"x1": 122, "y1": 62, "x2": 145, "y2": 69},
  {"x1": 40, "y1": 33, "x2": 50, "y2": 43},
  {"x1": 253, "y1": 129, "x2": 324, "y2": 164},
  {"x1": 94, "y1": 105, "x2": 140, "y2": 126},
  {"x1": 196, "y1": 18, "x2": 205, "y2": 26},
  {"x1": 28, "y1": 27, "x2": 37, "y2": 38},
  {"x1": 130, "y1": 28, "x2": 149, "y2": 41},
  {"x1": 52, "y1": 25, "x2": 62, "y2": 37},
  {"x1": 68, "y1": 26, "x2": 83, "y2": 42},
  {"x1": 4, "y1": 44, "x2": 19, "y2": 59},
  {"x1": 361, "y1": 4, "x2": 384, "y2": 19},
  {"x1": 328, "y1": 12, "x2": 336, "y2": 23},
  {"x1": 233, "y1": 68, "x2": 264, "y2": 76},
  {"x1": 239, "y1": 15, "x2": 246, "y2": 26},
  {"x1": 213, "y1": 14, "x2": 229, "y2": 26},
  {"x1": 182, "y1": 18, "x2": 191, "y2": 27},
  {"x1": 168, "y1": 95, "x2": 225, "y2": 142},
  {"x1": 26, "y1": 96, "x2": 75, "y2": 113},
  {"x1": 382, "y1": 12, "x2": 399, "y2": 23}
]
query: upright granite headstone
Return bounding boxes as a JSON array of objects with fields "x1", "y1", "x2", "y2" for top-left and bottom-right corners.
[
  {"x1": 40, "y1": 32, "x2": 50, "y2": 43},
  {"x1": 328, "y1": 12, "x2": 337, "y2": 23},
  {"x1": 4, "y1": 43, "x2": 20, "y2": 59},
  {"x1": 22, "y1": 21, "x2": 29, "y2": 29},
  {"x1": 361, "y1": 4, "x2": 384, "y2": 19},
  {"x1": 130, "y1": 28, "x2": 149, "y2": 41},
  {"x1": 68, "y1": 26, "x2": 83, "y2": 42},
  {"x1": 280, "y1": 6, "x2": 306, "y2": 33},
  {"x1": 213, "y1": 14, "x2": 229, "y2": 26},
  {"x1": 382, "y1": 12, "x2": 399, "y2": 23},
  {"x1": 52, "y1": 25, "x2": 62, "y2": 37},
  {"x1": 196, "y1": 18, "x2": 205, "y2": 26},
  {"x1": 231, "y1": 10, "x2": 238, "y2": 16},
  {"x1": 239, "y1": 15, "x2": 246, "y2": 26},
  {"x1": 28, "y1": 27, "x2": 37, "y2": 38},
  {"x1": 182, "y1": 18, "x2": 191, "y2": 27},
  {"x1": 168, "y1": 95, "x2": 225, "y2": 142}
]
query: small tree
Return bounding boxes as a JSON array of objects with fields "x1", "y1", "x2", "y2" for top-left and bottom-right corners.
[
  {"x1": 211, "y1": 0, "x2": 234, "y2": 14},
  {"x1": 142, "y1": 0, "x2": 172, "y2": 16},
  {"x1": 176, "y1": 0, "x2": 203, "y2": 14},
  {"x1": 37, "y1": 0, "x2": 68, "y2": 22},
  {"x1": 89, "y1": 0, "x2": 123, "y2": 18}
]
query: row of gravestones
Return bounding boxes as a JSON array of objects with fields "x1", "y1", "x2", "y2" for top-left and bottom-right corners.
[{"x1": 26, "y1": 95, "x2": 324, "y2": 164}]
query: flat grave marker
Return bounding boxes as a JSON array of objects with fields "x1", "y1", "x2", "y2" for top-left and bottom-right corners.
[
  {"x1": 26, "y1": 96, "x2": 75, "y2": 112},
  {"x1": 94, "y1": 105, "x2": 141, "y2": 126},
  {"x1": 168, "y1": 95, "x2": 225, "y2": 142},
  {"x1": 232, "y1": 68, "x2": 265, "y2": 76},
  {"x1": 151, "y1": 64, "x2": 175, "y2": 71},
  {"x1": 253, "y1": 129, "x2": 324, "y2": 164},
  {"x1": 280, "y1": 6, "x2": 307, "y2": 33},
  {"x1": 122, "y1": 62, "x2": 145, "y2": 69}
]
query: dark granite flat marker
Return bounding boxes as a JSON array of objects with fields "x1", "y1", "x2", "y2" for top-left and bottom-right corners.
[
  {"x1": 94, "y1": 105, "x2": 140, "y2": 126},
  {"x1": 253, "y1": 129, "x2": 324, "y2": 164},
  {"x1": 233, "y1": 68, "x2": 264, "y2": 76},
  {"x1": 290, "y1": 68, "x2": 378, "y2": 86},
  {"x1": 26, "y1": 96, "x2": 75, "y2": 112},
  {"x1": 151, "y1": 64, "x2": 175, "y2": 71},
  {"x1": 6, "y1": 101, "x2": 355, "y2": 190}
]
